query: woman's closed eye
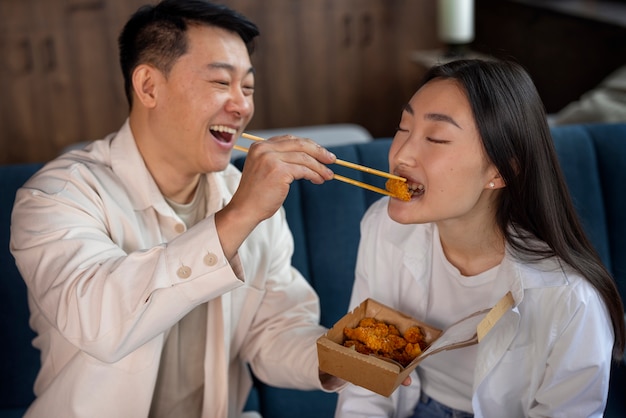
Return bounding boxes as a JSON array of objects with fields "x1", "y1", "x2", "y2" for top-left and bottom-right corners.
[{"x1": 426, "y1": 136, "x2": 449, "y2": 144}]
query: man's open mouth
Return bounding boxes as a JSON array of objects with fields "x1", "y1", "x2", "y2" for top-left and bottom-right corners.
[{"x1": 209, "y1": 125, "x2": 237, "y2": 143}]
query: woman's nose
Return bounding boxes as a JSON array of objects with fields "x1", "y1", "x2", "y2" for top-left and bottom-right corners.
[{"x1": 393, "y1": 137, "x2": 418, "y2": 166}]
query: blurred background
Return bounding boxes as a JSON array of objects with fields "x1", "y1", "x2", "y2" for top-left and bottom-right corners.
[{"x1": 1, "y1": 0, "x2": 625, "y2": 164}]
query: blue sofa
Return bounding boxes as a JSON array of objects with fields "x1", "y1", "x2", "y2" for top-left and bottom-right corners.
[{"x1": 1, "y1": 123, "x2": 625, "y2": 417}]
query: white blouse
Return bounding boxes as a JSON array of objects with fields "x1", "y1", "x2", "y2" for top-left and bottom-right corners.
[{"x1": 335, "y1": 198, "x2": 614, "y2": 418}]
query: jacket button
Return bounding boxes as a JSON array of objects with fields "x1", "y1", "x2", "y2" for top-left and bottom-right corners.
[
  {"x1": 204, "y1": 252, "x2": 218, "y2": 266},
  {"x1": 177, "y1": 265, "x2": 192, "y2": 279},
  {"x1": 175, "y1": 223, "x2": 185, "y2": 234}
]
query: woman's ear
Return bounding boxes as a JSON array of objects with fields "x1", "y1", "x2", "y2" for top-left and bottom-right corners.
[
  {"x1": 131, "y1": 64, "x2": 159, "y2": 109},
  {"x1": 487, "y1": 174, "x2": 505, "y2": 190}
]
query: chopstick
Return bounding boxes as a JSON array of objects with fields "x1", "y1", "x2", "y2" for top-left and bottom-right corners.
[
  {"x1": 332, "y1": 174, "x2": 399, "y2": 198},
  {"x1": 232, "y1": 144, "x2": 399, "y2": 198},
  {"x1": 241, "y1": 133, "x2": 405, "y2": 182}
]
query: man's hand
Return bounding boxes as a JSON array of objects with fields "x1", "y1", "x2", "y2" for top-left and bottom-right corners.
[{"x1": 216, "y1": 135, "x2": 336, "y2": 260}]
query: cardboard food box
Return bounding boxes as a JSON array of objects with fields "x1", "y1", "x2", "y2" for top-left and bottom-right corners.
[{"x1": 317, "y1": 293, "x2": 513, "y2": 397}]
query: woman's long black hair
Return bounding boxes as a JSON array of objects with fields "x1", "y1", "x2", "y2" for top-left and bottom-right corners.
[{"x1": 421, "y1": 59, "x2": 625, "y2": 360}]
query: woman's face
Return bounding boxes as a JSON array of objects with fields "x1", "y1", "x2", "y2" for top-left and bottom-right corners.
[{"x1": 387, "y1": 78, "x2": 500, "y2": 227}]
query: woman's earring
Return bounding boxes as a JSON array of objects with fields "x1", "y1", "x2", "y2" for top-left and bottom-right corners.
[{"x1": 489, "y1": 181, "x2": 495, "y2": 188}]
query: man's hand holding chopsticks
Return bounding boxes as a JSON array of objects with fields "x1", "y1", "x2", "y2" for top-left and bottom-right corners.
[{"x1": 216, "y1": 135, "x2": 336, "y2": 260}]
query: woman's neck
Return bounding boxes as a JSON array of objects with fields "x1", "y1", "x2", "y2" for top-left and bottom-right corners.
[{"x1": 436, "y1": 219, "x2": 505, "y2": 277}]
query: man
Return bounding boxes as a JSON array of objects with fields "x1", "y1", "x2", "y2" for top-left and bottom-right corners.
[{"x1": 10, "y1": 1, "x2": 342, "y2": 417}]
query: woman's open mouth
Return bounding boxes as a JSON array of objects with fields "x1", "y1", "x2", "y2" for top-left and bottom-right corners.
[{"x1": 386, "y1": 179, "x2": 425, "y2": 201}]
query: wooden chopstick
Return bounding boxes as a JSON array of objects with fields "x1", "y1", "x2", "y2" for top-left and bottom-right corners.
[
  {"x1": 234, "y1": 144, "x2": 251, "y2": 153},
  {"x1": 332, "y1": 174, "x2": 398, "y2": 198},
  {"x1": 241, "y1": 133, "x2": 405, "y2": 182},
  {"x1": 232, "y1": 144, "x2": 397, "y2": 198}
]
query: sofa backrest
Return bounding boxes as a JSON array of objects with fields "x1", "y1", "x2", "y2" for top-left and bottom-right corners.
[
  {"x1": 262, "y1": 124, "x2": 626, "y2": 326},
  {"x1": 0, "y1": 163, "x2": 44, "y2": 413},
  {"x1": 1, "y1": 123, "x2": 625, "y2": 418},
  {"x1": 233, "y1": 139, "x2": 392, "y2": 328},
  {"x1": 551, "y1": 124, "x2": 626, "y2": 301},
  {"x1": 243, "y1": 124, "x2": 626, "y2": 331},
  {"x1": 238, "y1": 123, "x2": 626, "y2": 417}
]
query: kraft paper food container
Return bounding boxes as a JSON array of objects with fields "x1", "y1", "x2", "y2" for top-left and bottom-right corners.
[
  {"x1": 317, "y1": 293, "x2": 514, "y2": 397},
  {"x1": 316, "y1": 298, "x2": 442, "y2": 397}
]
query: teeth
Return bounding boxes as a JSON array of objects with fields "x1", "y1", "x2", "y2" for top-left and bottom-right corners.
[{"x1": 210, "y1": 125, "x2": 237, "y2": 134}]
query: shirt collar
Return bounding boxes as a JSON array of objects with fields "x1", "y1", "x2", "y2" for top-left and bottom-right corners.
[{"x1": 392, "y1": 221, "x2": 568, "y2": 309}]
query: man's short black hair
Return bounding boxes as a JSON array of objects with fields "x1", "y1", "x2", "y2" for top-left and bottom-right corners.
[{"x1": 118, "y1": 0, "x2": 259, "y2": 107}]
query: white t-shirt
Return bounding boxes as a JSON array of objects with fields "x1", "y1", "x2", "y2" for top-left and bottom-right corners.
[
  {"x1": 417, "y1": 227, "x2": 510, "y2": 413},
  {"x1": 151, "y1": 181, "x2": 209, "y2": 418}
]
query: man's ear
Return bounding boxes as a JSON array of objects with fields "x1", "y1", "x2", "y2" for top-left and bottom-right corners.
[{"x1": 132, "y1": 64, "x2": 160, "y2": 108}]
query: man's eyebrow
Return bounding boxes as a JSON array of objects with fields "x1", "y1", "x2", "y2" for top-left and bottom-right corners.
[{"x1": 208, "y1": 62, "x2": 255, "y2": 75}]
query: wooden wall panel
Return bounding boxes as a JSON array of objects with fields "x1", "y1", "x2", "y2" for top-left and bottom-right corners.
[
  {"x1": 222, "y1": 0, "x2": 437, "y2": 138},
  {"x1": 0, "y1": 0, "x2": 437, "y2": 164},
  {"x1": 474, "y1": 0, "x2": 626, "y2": 113}
]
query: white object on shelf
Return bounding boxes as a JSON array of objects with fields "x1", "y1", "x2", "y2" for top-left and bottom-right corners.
[{"x1": 437, "y1": 0, "x2": 475, "y2": 44}]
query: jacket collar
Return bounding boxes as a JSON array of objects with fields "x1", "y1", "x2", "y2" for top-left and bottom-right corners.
[
  {"x1": 110, "y1": 120, "x2": 168, "y2": 214},
  {"x1": 108, "y1": 119, "x2": 233, "y2": 217}
]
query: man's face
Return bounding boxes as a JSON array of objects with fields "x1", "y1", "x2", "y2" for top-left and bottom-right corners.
[{"x1": 141, "y1": 25, "x2": 255, "y2": 176}]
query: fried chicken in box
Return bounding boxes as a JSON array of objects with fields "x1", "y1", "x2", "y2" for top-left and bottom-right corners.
[{"x1": 343, "y1": 317, "x2": 426, "y2": 367}]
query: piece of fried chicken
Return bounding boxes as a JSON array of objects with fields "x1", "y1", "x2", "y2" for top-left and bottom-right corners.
[{"x1": 343, "y1": 318, "x2": 425, "y2": 366}]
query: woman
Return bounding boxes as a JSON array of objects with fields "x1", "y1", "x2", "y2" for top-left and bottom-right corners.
[{"x1": 335, "y1": 59, "x2": 625, "y2": 418}]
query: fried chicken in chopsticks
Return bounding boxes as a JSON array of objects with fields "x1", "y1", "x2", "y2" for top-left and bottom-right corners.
[{"x1": 385, "y1": 179, "x2": 412, "y2": 201}]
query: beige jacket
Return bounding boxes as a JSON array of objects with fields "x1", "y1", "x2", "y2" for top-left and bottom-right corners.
[{"x1": 11, "y1": 120, "x2": 332, "y2": 418}]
